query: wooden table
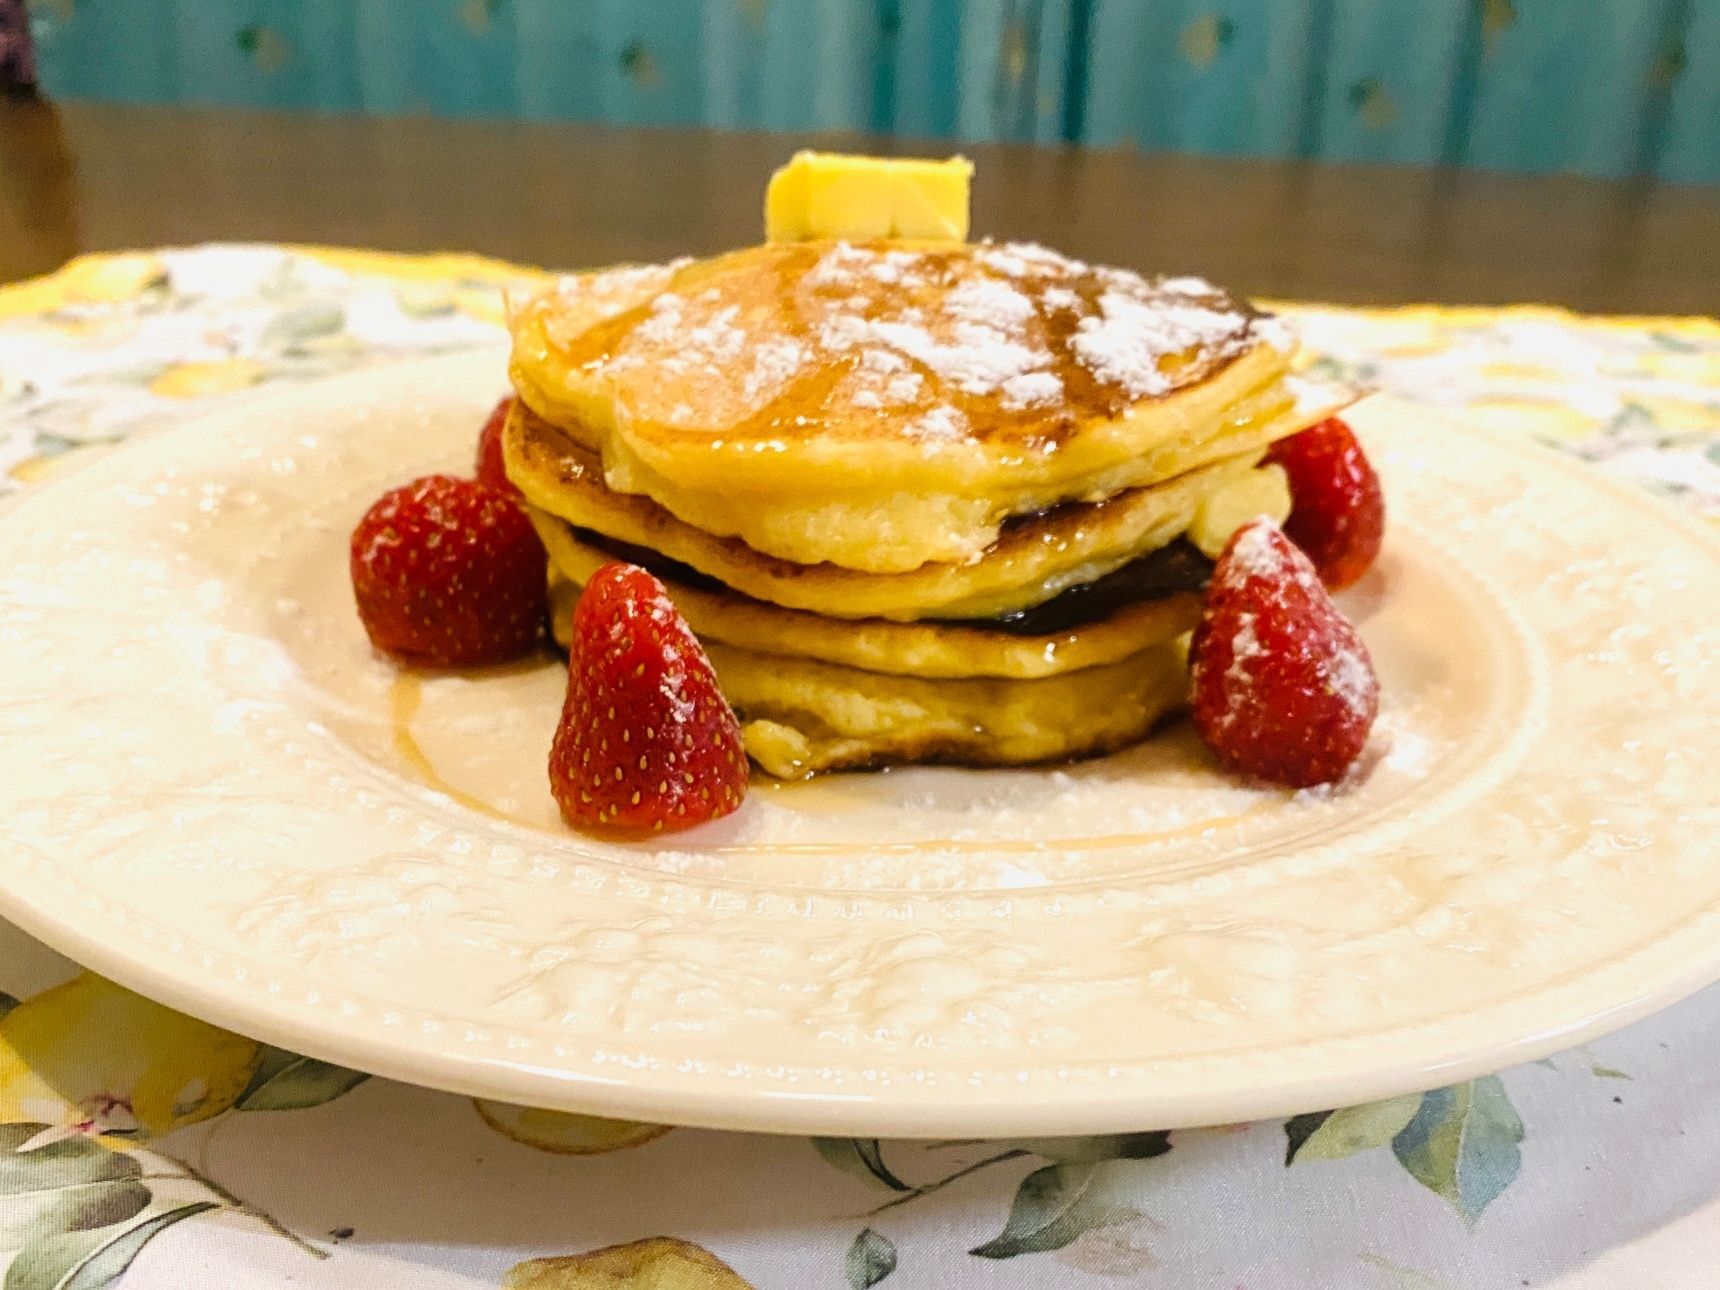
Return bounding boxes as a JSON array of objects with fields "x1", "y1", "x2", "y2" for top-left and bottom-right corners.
[{"x1": 3, "y1": 100, "x2": 1717, "y2": 312}]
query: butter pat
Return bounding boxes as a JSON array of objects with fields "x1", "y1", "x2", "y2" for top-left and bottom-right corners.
[{"x1": 766, "y1": 151, "x2": 974, "y2": 244}]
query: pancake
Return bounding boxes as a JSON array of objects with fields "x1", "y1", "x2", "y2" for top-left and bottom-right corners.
[
  {"x1": 722, "y1": 642, "x2": 1190, "y2": 778},
  {"x1": 547, "y1": 598, "x2": 1188, "y2": 777},
  {"x1": 509, "y1": 241, "x2": 1349, "y2": 571},
  {"x1": 505, "y1": 400, "x2": 1293, "y2": 621},
  {"x1": 542, "y1": 547, "x2": 1202, "y2": 680}
]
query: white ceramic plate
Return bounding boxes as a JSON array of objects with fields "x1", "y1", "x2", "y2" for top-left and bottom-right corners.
[{"x1": 0, "y1": 349, "x2": 1715, "y2": 1137}]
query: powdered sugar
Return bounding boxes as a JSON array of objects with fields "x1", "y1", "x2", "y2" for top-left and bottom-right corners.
[
  {"x1": 556, "y1": 258, "x2": 691, "y2": 302},
  {"x1": 568, "y1": 240, "x2": 1263, "y2": 438},
  {"x1": 1323, "y1": 639, "x2": 1377, "y2": 716},
  {"x1": 1155, "y1": 275, "x2": 1219, "y2": 295},
  {"x1": 1000, "y1": 370, "x2": 1064, "y2": 409},
  {"x1": 861, "y1": 317, "x2": 1046, "y2": 398},
  {"x1": 1284, "y1": 373, "x2": 1348, "y2": 421},
  {"x1": 807, "y1": 242, "x2": 872, "y2": 289},
  {"x1": 618, "y1": 293, "x2": 750, "y2": 385},
  {"x1": 1253, "y1": 314, "x2": 1297, "y2": 354},
  {"x1": 1223, "y1": 613, "x2": 1262, "y2": 679},
  {"x1": 869, "y1": 249, "x2": 923, "y2": 285},
  {"x1": 905, "y1": 405, "x2": 969, "y2": 442},
  {"x1": 858, "y1": 347, "x2": 910, "y2": 377},
  {"x1": 979, "y1": 242, "x2": 1089, "y2": 278},
  {"x1": 742, "y1": 336, "x2": 811, "y2": 403},
  {"x1": 811, "y1": 242, "x2": 928, "y2": 290},
  {"x1": 1073, "y1": 290, "x2": 1252, "y2": 399},
  {"x1": 1221, "y1": 519, "x2": 1323, "y2": 591},
  {"x1": 1216, "y1": 611, "x2": 1263, "y2": 728},
  {"x1": 884, "y1": 373, "x2": 925, "y2": 403},
  {"x1": 946, "y1": 275, "x2": 1037, "y2": 329}
]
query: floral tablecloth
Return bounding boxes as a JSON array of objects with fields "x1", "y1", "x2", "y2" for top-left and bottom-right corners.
[{"x1": 0, "y1": 246, "x2": 1717, "y2": 1290}]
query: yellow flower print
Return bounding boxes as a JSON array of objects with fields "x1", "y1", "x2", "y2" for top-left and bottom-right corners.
[
  {"x1": 148, "y1": 359, "x2": 269, "y2": 399},
  {"x1": 504, "y1": 1237, "x2": 753, "y2": 1289},
  {"x1": 6, "y1": 443, "x2": 118, "y2": 487},
  {"x1": 1633, "y1": 349, "x2": 1720, "y2": 385},
  {"x1": 451, "y1": 285, "x2": 509, "y2": 325},
  {"x1": 1630, "y1": 395, "x2": 1720, "y2": 434},
  {"x1": 1462, "y1": 396, "x2": 1598, "y2": 441},
  {"x1": 1477, "y1": 360, "x2": 1563, "y2": 383},
  {"x1": 472, "y1": 1099, "x2": 672, "y2": 1154},
  {"x1": 56, "y1": 253, "x2": 168, "y2": 306},
  {"x1": 0, "y1": 974, "x2": 261, "y2": 1149}
]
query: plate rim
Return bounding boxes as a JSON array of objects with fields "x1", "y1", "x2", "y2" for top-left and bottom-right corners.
[{"x1": 1, "y1": 350, "x2": 1716, "y2": 1137}]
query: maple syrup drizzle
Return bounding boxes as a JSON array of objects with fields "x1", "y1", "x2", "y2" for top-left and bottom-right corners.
[{"x1": 544, "y1": 241, "x2": 1260, "y2": 453}]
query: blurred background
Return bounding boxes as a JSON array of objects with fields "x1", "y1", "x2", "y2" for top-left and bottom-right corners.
[{"x1": 8, "y1": 0, "x2": 1717, "y2": 183}]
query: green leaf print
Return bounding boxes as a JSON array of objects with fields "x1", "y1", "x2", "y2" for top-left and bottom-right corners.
[
  {"x1": 4, "y1": 1202, "x2": 215, "y2": 1290},
  {"x1": 1016, "y1": 1132, "x2": 1171, "y2": 1163},
  {"x1": 844, "y1": 1227, "x2": 897, "y2": 1288},
  {"x1": 233, "y1": 1047, "x2": 369, "y2": 1111},
  {"x1": 1649, "y1": 330, "x2": 1700, "y2": 353},
  {"x1": 0, "y1": 1126, "x2": 150, "y2": 1251},
  {"x1": 1390, "y1": 1077, "x2": 1523, "y2": 1224},
  {"x1": 1284, "y1": 1112, "x2": 1330, "y2": 1163},
  {"x1": 0, "y1": 994, "x2": 19, "y2": 1020},
  {"x1": 1285, "y1": 1094, "x2": 1423, "y2": 1164},
  {"x1": 259, "y1": 302, "x2": 346, "y2": 354},
  {"x1": 811, "y1": 1140, "x2": 910, "y2": 1191},
  {"x1": 970, "y1": 1160, "x2": 1155, "y2": 1259},
  {"x1": 395, "y1": 285, "x2": 457, "y2": 319}
]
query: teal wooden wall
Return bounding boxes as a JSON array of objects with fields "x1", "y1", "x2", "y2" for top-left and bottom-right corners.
[{"x1": 25, "y1": 0, "x2": 1718, "y2": 182}]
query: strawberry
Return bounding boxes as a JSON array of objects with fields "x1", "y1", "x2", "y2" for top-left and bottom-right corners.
[
  {"x1": 1266, "y1": 416, "x2": 1385, "y2": 591},
  {"x1": 474, "y1": 396, "x2": 518, "y2": 495},
  {"x1": 1189, "y1": 517, "x2": 1378, "y2": 787},
  {"x1": 549, "y1": 562, "x2": 748, "y2": 834},
  {"x1": 349, "y1": 474, "x2": 547, "y2": 667}
]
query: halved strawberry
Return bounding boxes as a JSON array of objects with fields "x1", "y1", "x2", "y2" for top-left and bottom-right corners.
[
  {"x1": 1266, "y1": 416, "x2": 1385, "y2": 591},
  {"x1": 549, "y1": 563, "x2": 748, "y2": 834},
  {"x1": 1189, "y1": 518, "x2": 1378, "y2": 787},
  {"x1": 349, "y1": 473, "x2": 546, "y2": 667}
]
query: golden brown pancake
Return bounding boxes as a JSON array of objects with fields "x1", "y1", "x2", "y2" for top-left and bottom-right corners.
[
  {"x1": 508, "y1": 241, "x2": 1348, "y2": 570},
  {"x1": 547, "y1": 597, "x2": 1189, "y2": 777},
  {"x1": 542, "y1": 551, "x2": 1201, "y2": 680},
  {"x1": 505, "y1": 400, "x2": 1292, "y2": 621}
]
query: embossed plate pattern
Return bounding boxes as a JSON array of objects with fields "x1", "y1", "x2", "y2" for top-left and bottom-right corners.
[{"x1": 0, "y1": 349, "x2": 1715, "y2": 1136}]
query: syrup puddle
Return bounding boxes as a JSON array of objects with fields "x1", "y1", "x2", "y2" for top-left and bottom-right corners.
[
  {"x1": 389, "y1": 665, "x2": 1281, "y2": 858},
  {"x1": 390, "y1": 671, "x2": 538, "y2": 827}
]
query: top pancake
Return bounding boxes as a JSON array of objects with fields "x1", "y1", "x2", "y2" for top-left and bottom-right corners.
[{"x1": 509, "y1": 240, "x2": 1336, "y2": 571}]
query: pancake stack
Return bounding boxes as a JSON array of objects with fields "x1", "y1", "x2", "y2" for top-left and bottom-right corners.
[{"x1": 505, "y1": 238, "x2": 1348, "y2": 777}]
